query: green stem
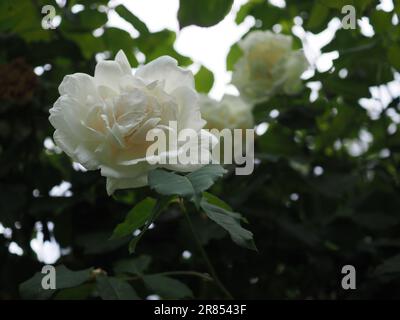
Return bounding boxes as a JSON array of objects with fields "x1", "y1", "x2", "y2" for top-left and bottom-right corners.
[{"x1": 179, "y1": 199, "x2": 234, "y2": 300}]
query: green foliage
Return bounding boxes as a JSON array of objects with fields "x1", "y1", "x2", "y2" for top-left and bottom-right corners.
[
  {"x1": 115, "y1": 4, "x2": 149, "y2": 35},
  {"x1": 19, "y1": 266, "x2": 93, "y2": 299},
  {"x1": 178, "y1": 0, "x2": 234, "y2": 28},
  {"x1": 200, "y1": 197, "x2": 257, "y2": 251},
  {"x1": 114, "y1": 255, "x2": 152, "y2": 276},
  {"x1": 226, "y1": 43, "x2": 242, "y2": 71},
  {"x1": 195, "y1": 66, "x2": 214, "y2": 93},
  {"x1": 111, "y1": 198, "x2": 156, "y2": 240},
  {"x1": 127, "y1": 196, "x2": 174, "y2": 254},
  {"x1": 143, "y1": 275, "x2": 193, "y2": 299},
  {"x1": 148, "y1": 165, "x2": 227, "y2": 206},
  {"x1": 96, "y1": 276, "x2": 139, "y2": 300}
]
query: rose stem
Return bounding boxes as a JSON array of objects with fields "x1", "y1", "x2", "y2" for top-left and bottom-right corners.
[{"x1": 179, "y1": 198, "x2": 234, "y2": 300}]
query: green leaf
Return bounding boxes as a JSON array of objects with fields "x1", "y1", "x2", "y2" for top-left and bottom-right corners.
[
  {"x1": 137, "y1": 29, "x2": 192, "y2": 66},
  {"x1": 103, "y1": 27, "x2": 138, "y2": 66},
  {"x1": 195, "y1": 66, "x2": 214, "y2": 93},
  {"x1": 62, "y1": 32, "x2": 105, "y2": 59},
  {"x1": 55, "y1": 266, "x2": 93, "y2": 288},
  {"x1": 128, "y1": 196, "x2": 174, "y2": 253},
  {"x1": 143, "y1": 275, "x2": 193, "y2": 299},
  {"x1": 114, "y1": 255, "x2": 152, "y2": 276},
  {"x1": 148, "y1": 170, "x2": 193, "y2": 198},
  {"x1": 202, "y1": 192, "x2": 232, "y2": 211},
  {"x1": 19, "y1": 276, "x2": 54, "y2": 300},
  {"x1": 200, "y1": 198, "x2": 257, "y2": 251},
  {"x1": 370, "y1": 10, "x2": 393, "y2": 33},
  {"x1": 76, "y1": 231, "x2": 129, "y2": 255},
  {"x1": 388, "y1": 45, "x2": 400, "y2": 71},
  {"x1": 188, "y1": 212, "x2": 227, "y2": 245},
  {"x1": 235, "y1": 1, "x2": 259, "y2": 24},
  {"x1": 307, "y1": 3, "x2": 330, "y2": 33},
  {"x1": 19, "y1": 265, "x2": 93, "y2": 300},
  {"x1": 111, "y1": 197, "x2": 156, "y2": 240},
  {"x1": 115, "y1": 5, "x2": 149, "y2": 35},
  {"x1": 54, "y1": 284, "x2": 94, "y2": 300},
  {"x1": 187, "y1": 165, "x2": 227, "y2": 197},
  {"x1": 148, "y1": 165, "x2": 227, "y2": 206},
  {"x1": 178, "y1": 0, "x2": 234, "y2": 28},
  {"x1": 226, "y1": 43, "x2": 242, "y2": 71},
  {"x1": 0, "y1": 0, "x2": 51, "y2": 42},
  {"x1": 62, "y1": 9, "x2": 107, "y2": 32},
  {"x1": 96, "y1": 276, "x2": 139, "y2": 300}
]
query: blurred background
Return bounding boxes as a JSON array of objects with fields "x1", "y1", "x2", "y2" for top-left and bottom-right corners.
[{"x1": 1, "y1": 0, "x2": 400, "y2": 299}]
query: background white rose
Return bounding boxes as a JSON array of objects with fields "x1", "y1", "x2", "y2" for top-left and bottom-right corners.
[
  {"x1": 49, "y1": 50, "x2": 210, "y2": 195},
  {"x1": 232, "y1": 30, "x2": 308, "y2": 104},
  {"x1": 200, "y1": 94, "x2": 254, "y2": 131},
  {"x1": 199, "y1": 94, "x2": 254, "y2": 163}
]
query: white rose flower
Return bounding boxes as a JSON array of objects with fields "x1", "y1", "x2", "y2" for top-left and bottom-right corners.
[
  {"x1": 49, "y1": 50, "x2": 212, "y2": 195},
  {"x1": 199, "y1": 94, "x2": 254, "y2": 162},
  {"x1": 232, "y1": 30, "x2": 308, "y2": 104},
  {"x1": 200, "y1": 94, "x2": 254, "y2": 131}
]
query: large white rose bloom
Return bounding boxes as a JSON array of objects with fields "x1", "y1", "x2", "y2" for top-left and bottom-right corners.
[
  {"x1": 49, "y1": 51, "x2": 213, "y2": 195},
  {"x1": 232, "y1": 30, "x2": 308, "y2": 104}
]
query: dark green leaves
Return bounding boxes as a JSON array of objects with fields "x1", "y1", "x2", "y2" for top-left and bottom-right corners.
[
  {"x1": 19, "y1": 266, "x2": 93, "y2": 300},
  {"x1": 96, "y1": 276, "x2": 139, "y2": 300},
  {"x1": 200, "y1": 197, "x2": 257, "y2": 251},
  {"x1": 143, "y1": 275, "x2": 193, "y2": 299},
  {"x1": 148, "y1": 166, "x2": 256, "y2": 250},
  {"x1": 114, "y1": 255, "x2": 152, "y2": 276},
  {"x1": 137, "y1": 29, "x2": 192, "y2": 66},
  {"x1": 178, "y1": 0, "x2": 234, "y2": 28},
  {"x1": 19, "y1": 275, "x2": 54, "y2": 300},
  {"x1": 187, "y1": 165, "x2": 227, "y2": 197},
  {"x1": 111, "y1": 198, "x2": 156, "y2": 240},
  {"x1": 110, "y1": 197, "x2": 175, "y2": 254},
  {"x1": 127, "y1": 196, "x2": 174, "y2": 253},
  {"x1": 149, "y1": 170, "x2": 194, "y2": 198},
  {"x1": 195, "y1": 66, "x2": 214, "y2": 93},
  {"x1": 370, "y1": 10, "x2": 393, "y2": 34},
  {"x1": 62, "y1": 9, "x2": 107, "y2": 32},
  {"x1": 0, "y1": 0, "x2": 51, "y2": 42},
  {"x1": 148, "y1": 165, "x2": 227, "y2": 206},
  {"x1": 306, "y1": 3, "x2": 330, "y2": 33},
  {"x1": 102, "y1": 27, "x2": 138, "y2": 66},
  {"x1": 115, "y1": 5, "x2": 149, "y2": 35},
  {"x1": 388, "y1": 45, "x2": 400, "y2": 71},
  {"x1": 54, "y1": 266, "x2": 93, "y2": 288}
]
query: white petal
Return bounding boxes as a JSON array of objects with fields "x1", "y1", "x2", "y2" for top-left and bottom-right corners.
[
  {"x1": 129, "y1": 117, "x2": 161, "y2": 142},
  {"x1": 59, "y1": 73, "x2": 97, "y2": 102},
  {"x1": 115, "y1": 50, "x2": 132, "y2": 75},
  {"x1": 74, "y1": 145, "x2": 100, "y2": 170},
  {"x1": 53, "y1": 130, "x2": 77, "y2": 159},
  {"x1": 172, "y1": 86, "x2": 205, "y2": 132},
  {"x1": 136, "y1": 56, "x2": 194, "y2": 93},
  {"x1": 163, "y1": 129, "x2": 217, "y2": 172},
  {"x1": 94, "y1": 60, "x2": 124, "y2": 91}
]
